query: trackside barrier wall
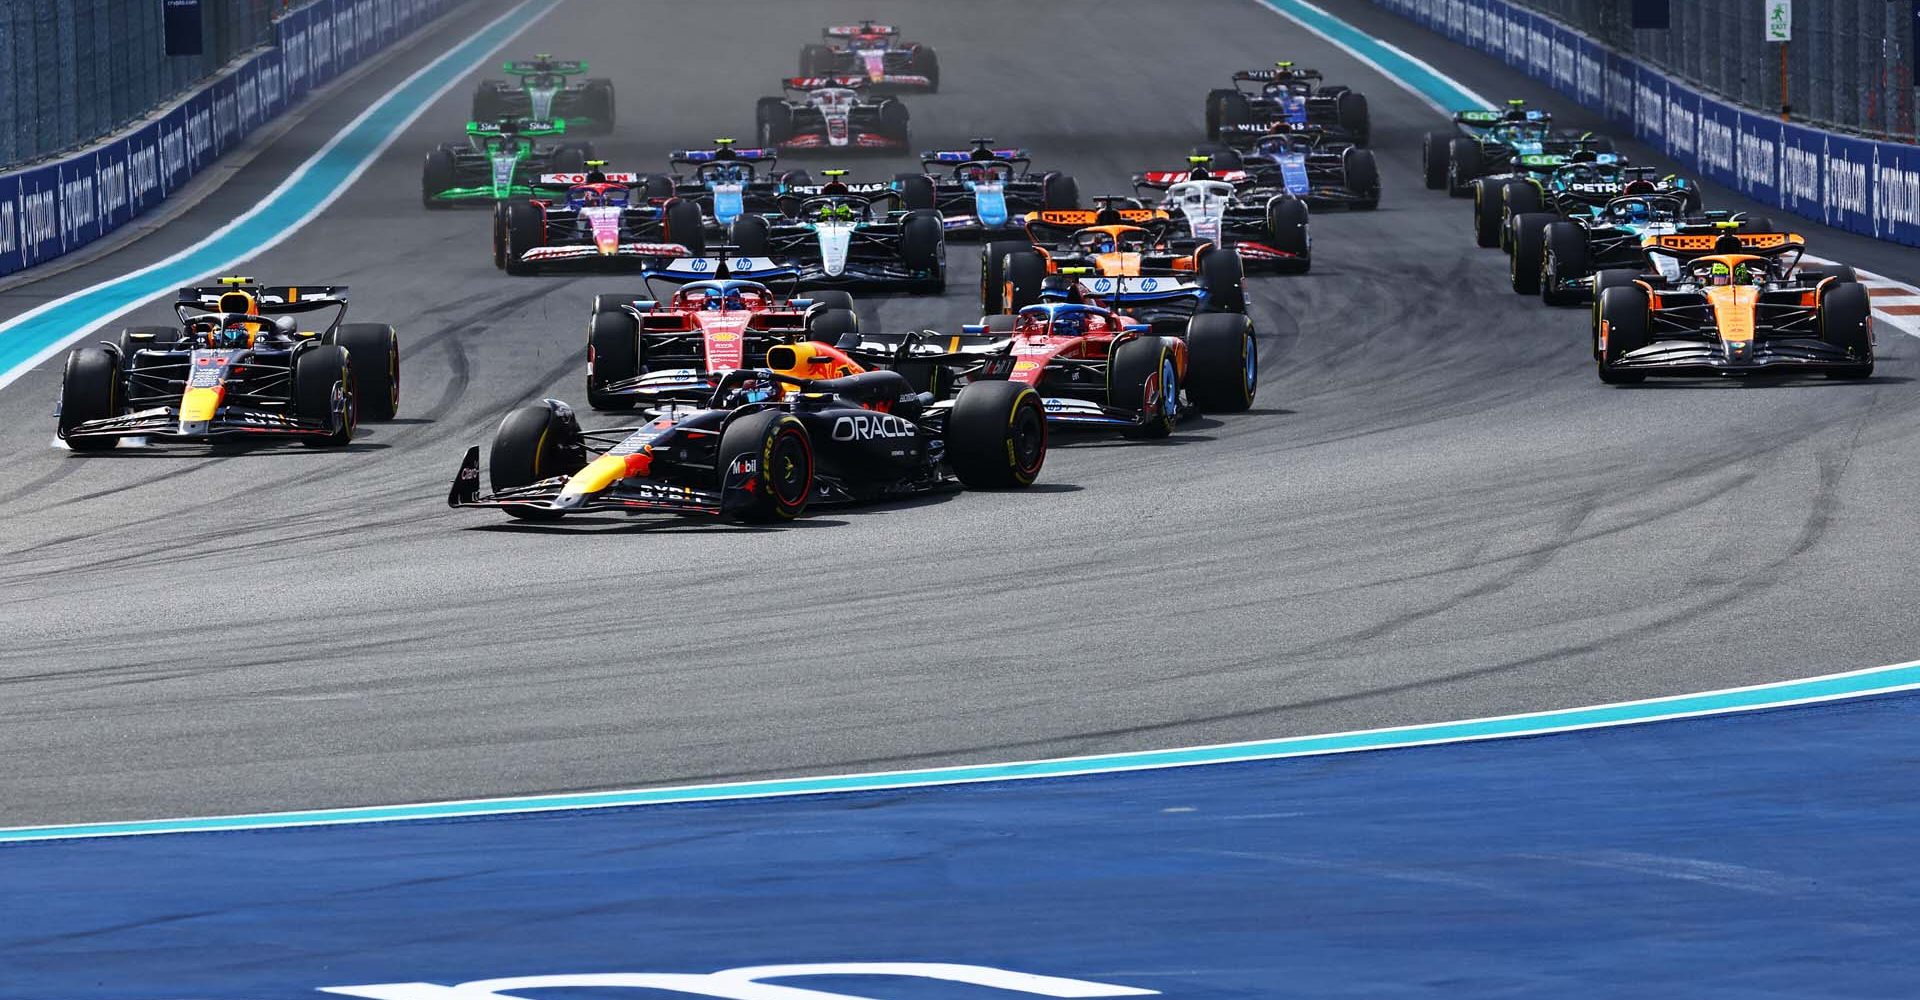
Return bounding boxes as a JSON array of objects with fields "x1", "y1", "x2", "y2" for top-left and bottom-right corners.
[
  {"x1": 0, "y1": 0, "x2": 470, "y2": 279},
  {"x1": 1366, "y1": 0, "x2": 1920, "y2": 248}
]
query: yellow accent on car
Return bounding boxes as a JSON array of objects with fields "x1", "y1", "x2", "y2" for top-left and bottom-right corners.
[{"x1": 179, "y1": 385, "x2": 221, "y2": 423}]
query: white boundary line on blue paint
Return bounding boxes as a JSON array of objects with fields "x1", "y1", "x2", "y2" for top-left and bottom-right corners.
[
  {"x1": 5, "y1": 657, "x2": 1920, "y2": 843},
  {"x1": 0, "y1": 0, "x2": 562, "y2": 391},
  {"x1": 1251, "y1": 0, "x2": 1494, "y2": 115}
]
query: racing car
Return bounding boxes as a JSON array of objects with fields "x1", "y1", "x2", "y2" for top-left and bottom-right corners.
[
  {"x1": 980, "y1": 206, "x2": 1248, "y2": 327},
  {"x1": 1592, "y1": 225, "x2": 1872, "y2": 382},
  {"x1": 495, "y1": 166, "x2": 708, "y2": 274},
  {"x1": 723, "y1": 171, "x2": 946, "y2": 293},
  {"x1": 1495, "y1": 159, "x2": 1699, "y2": 255},
  {"x1": 57, "y1": 278, "x2": 399, "y2": 450},
  {"x1": 585, "y1": 270, "x2": 863, "y2": 409},
  {"x1": 834, "y1": 299, "x2": 1258, "y2": 438},
  {"x1": 1424, "y1": 100, "x2": 1617, "y2": 196},
  {"x1": 1130, "y1": 156, "x2": 1311, "y2": 271},
  {"x1": 421, "y1": 118, "x2": 589, "y2": 208},
  {"x1": 471, "y1": 55, "x2": 614, "y2": 135},
  {"x1": 755, "y1": 78, "x2": 909, "y2": 154},
  {"x1": 1205, "y1": 62, "x2": 1370, "y2": 146},
  {"x1": 1192, "y1": 126, "x2": 1379, "y2": 211},
  {"x1": 897, "y1": 139, "x2": 1081, "y2": 239},
  {"x1": 1506, "y1": 177, "x2": 1709, "y2": 301},
  {"x1": 798, "y1": 21, "x2": 939, "y2": 92},
  {"x1": 659, "y1": 139, "x2": 815, "y2": 229},
  {"x1": 447, "y1": 362, "x2": 1045, "y2": 523}
]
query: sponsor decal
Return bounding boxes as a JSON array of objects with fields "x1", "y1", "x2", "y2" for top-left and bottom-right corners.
[
  {"x1": 1876, "y1": 157, "x2": 1920, "y2": 234},
  {"x1": 832, "y1": 412, "x2": 915, "y2": 441},
  {"x1": 1637, "y1": 80, "x2": 1664, "y2": 138},
  {"x1": 1782, "y1": 140, "x2": 1821, "y2": 207},
  {"x1": 96, "y1": 156, "x2": 128, "y2": 222},
  {"x1": 159, "y1": 121, "x2": 187, "y2": 182},
  {"x1": 1698, "y1": 115, "x2": 1734, "y2": 175},
  {"x1": 1738, "y1": 129, "x2": 1776, "y2": 193},
  {"x1": 1824, "y1": 141, "x2": 1868, "y2": 222},
  {"x1": 1664, "y1": 98, "x2": 1696, "y2": 157},
  {"x1": 20, "y1": 185, "x2": 59, "y2": 260},
  {"x1": 186, "y1": 106, "x2": 213, "y2": 161},
  {"x1": 0, "y1": 198, "x2": 15, "y2": 258}
]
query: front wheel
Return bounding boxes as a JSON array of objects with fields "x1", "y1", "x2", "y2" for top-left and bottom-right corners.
[
  {"x1": 490, "y1": 401, "x2": 588, "y2": 520},
  {"x1": 1111, "y1": 337, "x2": 1178, "y2": 439},
  {"x1": 1506, "y1": 213, "x2": 1555, "y2": 295},
  {"x1": 718, "y1": 410, "x2": 813, "y2": 522},
  {"x1": 58, "y1": 348, "x2": 122, "y2": 451},
  {"x1": 1184, "y1": 313, "x2": 1257, "y2": 413},
  {"x1": 293, "y1": 344, "x2": 356, "y2": 447},
  {"x1": 1820, "y1": 281, "x2": 1874, "y2": 379},
  {"x1": 980, "y1": 240, "x2": 1030, "y2": 313},
  {"x1": 945, "y1": 380, "x2": 1046, "y2": 488},
  {"x1": 587, "y1": 309, "x2": 640, "y2": 410},
  {"x1": 502, "y1": 200, "x2": 545, "y2": 275},
  {"x1": 1596, "y1": 285, "x2": 1650, "y2": 385},
  {"x1": 326, "y1": 323, "x2": 399, "y2": 421}
]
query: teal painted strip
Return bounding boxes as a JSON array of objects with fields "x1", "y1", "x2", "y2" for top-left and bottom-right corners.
[
  {"x1": 6, "y1": 660, "x2": 1919, "y2": 842},
  {"x1": 0, "y1": 0, "x2": 559, "y2": 379},
  {"x1": 1254, "y1": 0, "x2": 1490, "y2": 112}
]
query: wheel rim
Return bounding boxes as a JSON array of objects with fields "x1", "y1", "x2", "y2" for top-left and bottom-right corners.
[
  {"x1": 1242, "y1": 335, "x2": 1258, "y2": 396},
  {"x1": 1010, "y1": 397, "x2": 1045, "y2": 475},
  {"x1": 768, "y1": 428, "x2": 811, "y2": 510},
  {"x1": 1159, "y1": 358, "x2": 1178, "y2": 422}
]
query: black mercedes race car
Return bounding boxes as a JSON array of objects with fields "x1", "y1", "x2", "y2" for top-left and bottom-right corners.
[
  {"x1": 798, "y1": 20, "x2": 939, "y2": 92},
  {"x1": 755, "y1": 78, "x2": 909, "y2": 155},
  {"x1": 56, "y1": 278, "x2": 399, "y2": 450},
  {"x1": 1205, "y1": 62, "x2": 1370, "y2": 146},
  {"x1": 471, "y1": 55, "x2": 614, "y2": 135},
  {"x1": 448, "y1": 365, "x2": 1044, "y2": 522},
  {"x1": 896, "y1": 138, "x2": 1080, "y2": 239}
]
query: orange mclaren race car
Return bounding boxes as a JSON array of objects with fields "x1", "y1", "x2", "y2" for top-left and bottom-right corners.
[
  {"x1": 979, "y1": 206, "x2": 1246, "y2": 328},
  {"x1": 1591, "y1": 224, "x2": 1873, "y2": 382},
  {"x1": 57, "y1": 277, "x2": 399, "y2": 450}
]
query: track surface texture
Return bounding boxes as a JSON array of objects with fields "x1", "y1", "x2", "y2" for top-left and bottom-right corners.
[{"x1": 4, "y1": 0, "x2": 1918, "y2": 826}]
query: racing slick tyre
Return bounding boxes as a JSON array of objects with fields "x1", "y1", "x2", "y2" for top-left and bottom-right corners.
[
  {"x1": 1540, "y1": 221, "x2": 1592, "y2": 306},
  {"x1": 718, "y1": 410, "x2": 813, "y2": 523},
  {"x1": 663, "y1": 198, "x2": 707, "y2": 256},
  {"x1": 1003, "y1": 249, "x2": 1047, "y2": 311},
  {"x1": 1507, "y1": 213, "x2": 1556, "y2": 295},
  {"x1": 1738, "y1": 214, "x2": 1778, "y2": 234},
  {"x1": 1422, "y1": 132, "x2": 1450, "y2": 190},
  {"x1": 1111, "y1": 337, "x2": 1179, "y2": 439},
  {"x1": 1193, "y1": 143, "x2": 1245, "y2": 170},
  {"x1": 1819, "y1": 280, "x2": 1874, "y2": 379},
  {"x1": 582, "y1": 79, "x2": 616, "y2": 134},
  {"x1": 590, "y1": 293, "x2": 649, "y2": 316},
  {"x1": 901, "y1": 209, "x2": 945, "y2": 293},
  {"x1": 1264, "y1": 195, "x2": 1311, "y2": 273},
  {"x1": 58, "y1": 347, "x2": 122, "y2": 451},
  {"x1": 293, "y1": 343, "x2": 357, "y2": 447},
  {"x1": 756, "y1": 98, "x2": 793, "y2": 148},
  {"x1": 1207, "y1": 90, "x2": 1251, "y2": 141},
  {"x1": 808, "y1": 290, "x2": 857, "y2": 313},
  {"x1": 778, "y1": 169, "x2": 814, "y2": 188},
  {"x1": 587, "y1": 310, "x2": 640, "y2": 410},
  {"x1": 1471, "y1": 179, "x2": 1505, "y2": 248},
  {"x1": 1447, "y1": 137, "x2": 1482, "y2": 196},
  {"x1": 1342, "y1": 148, "x2": 1380, "y2": 209},
  {"x1": 1041, "y1": 172, "x2": 1080, "y2": 211},
  {"x1": 1589, "y1": 268, "x2": 1643, "y2": 355},
  {"x1": 118, "y1": 326, "x2": 181, "y2": 365},
  {"x1": 1595, "y1": 286, "x2": 1650, "y2": 384},
  {"x1": 630, "y1": 174, "x2": 672, "y2": 201},
  {"x1": 1184, "y1": 313, "x2": 1258, "y2": 413},
  {"x1": 1337, "y1": 91, "x2": 1371, "y2": 146},
  {"x1": 470, "y1": 80, "x2": 505, "y2": 122},
  {"x1": 552, "y1": 144, "x2": 590, "y2": 174},
  {"x1": 807, "y1": 308, "x2": 861, "y2": 346},
  {"x1": 1499, "y1": 181, "x2": 1544, "y2": 252},
  {"x1": 910, "y1": 46, "x2": 941, "y2": 92},
  {"x1": 490, "y1": 401, "x2": 587, "y2": 521},
  {"x1": 878, "y1": 100, "x2": 911, "y2": 145},
  {"x1": 1197, "y1": 245, "x2": 1247, "y2": 312},
  {"x1": 502, "y1": 200, "x2": 545, "y2": 276},
  {"x1": 421, "y1": 147, "x2": 457, "y2": 209},
  {"x1": 799, "y1": 43, "x2": 837, "y2": 76},
  {"x1": 728, "y1": 214, "x2": 770, "y2": 256},
  {"x1": 326, "y1": 323, "x2": 399, "y2": 421},
  {"x1": 894, "y1": 173, "x2": 936, "y2": 211},
  {"x1": 981, "y1": 240, "x2": 1029, "y2": 313},
  {"x1": 946, "y1": 380, "x2": 1046, "y2": 488},
  {"x1": 1803, "y1": 263, "x2": 1860, "y2": 285},
  {"x1": 1319, "y1": 84, "x2": 1351, "y2": 98}
]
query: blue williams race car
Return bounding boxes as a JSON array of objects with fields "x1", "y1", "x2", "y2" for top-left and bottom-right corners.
[{"x1": 1205, "y1": 62, "x2": 1370, "y2": 146}]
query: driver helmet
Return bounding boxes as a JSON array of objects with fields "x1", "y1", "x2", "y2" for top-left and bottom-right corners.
[
  {"x1": 816, "y1": 202, "x2": 855, "y2": 222},
  {"x1": 214, "y1": 317, "x2": 253, "y2": 349},
  {"x1": 1707, "y1": 261, "x2": 1732, "y2": 287},
  {"x1": 1089, "y1": 232, "x2": 1117, "y2": 254},
  {"x1": 723, "y1": 288, "x2": 746, "y2": 310},
  {"x1": 1622, "y1": 179, "x2": 1657, "y2": 197},
  {"x1": 1733, "y1": 263, "x2": 1757, "y2": 285},
  {"x1": 579, "y1": 188, "x2": 603, "y2": 207},
  {"x1": 704, "y1": 290, "x2": 725, "y2": 310},
  {"x1": 1617, "y1": 200, "x2": 1650, "y2": 223},
  {"x1": 1049, "y1": 309, "x2": 1087, "y2": 337}
]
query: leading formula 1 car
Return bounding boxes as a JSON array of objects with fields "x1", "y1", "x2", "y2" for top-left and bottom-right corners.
[
  {"x1": 447, "y1": 364, "x2": 1045, "y2": 522},
  {"x1": 1205, "y1": 62, "x2": 1371, "y2": 146},
  {"x1": 471, "y1": 55, "x2": 614, "y2": 134},
  {"x1": 421, "y1": 118, "x2": 589, "y2": 208},
  {"x1": 723, "y1": 172, "x2": 946, "y2": 293},
  {"x1": 798, "y1": 21, "x2": 939, "y2": 92},
  {"x1": 755, "y1": 78, "x2": 910, "y2": 154},
  {"x1": 898, "y1": 139, "x2": 1081, "y2": 239},
  {"x1": 57, "y1": 278, "x2": 399, "y2": 450},
  {"x1": 1591, "y1": 225, "x2": 1873, "y2": 382}
]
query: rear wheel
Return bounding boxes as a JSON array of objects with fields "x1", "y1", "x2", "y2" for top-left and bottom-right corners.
[
  {"x1": 1422, "y1": 131, "x2": 1450, "y2": 190},
  {"x1": 662, "y1": 197, "x2": 706, "y2": 256},
  {"x1": 1041, "y1": 172, "x2": 1079, "y2": 211},
  {"x1": 1336, "y1": 90, "x2": 1370, "y2": 145},
  {"x1": 1111, "y1": 338, "x2": 1178, "y2": 439},
  {"x1": 718, "y1": 410, "x2": 813, "y2": 522},
  {"x1": 1265, "y1": 195, "x2": 1310, "y2": 272},
  {"x1": 894, "y1": 172, "x2": 935, "y2": 211},
  {"x1": 551, "y1": 144, "x2": 588, "y2": 174},
  {"x1": 799, "y1": 43, "x2": 837, "y2": 76},
  {"x1": 756, "y1": 98, "x2": 792, "y2": 148},
  {"x1": 808, "y1": 290, "x2": 856, "y2": 313},
  {"x1": 1541, "y1": 221, "x2": 1591, "y2": 306},
  {"x1": 946, "y1": 380, "x2": 1046, "y2": 487},
  {"x1": 728, "y1": 213, "x2": 770, "y2": 256},
  {"x1": 901, "y1": 209, "x2": 945, "y2": 292},
  {"x1": 502, "y1": 200, "x2": 545, "y2": 275},
  {"x1": 1207, "y1": 89, "x2": 1251, "y2": 140},
  {"x1": 877, "y1": 100, "x2": 911, "y2": 145},
  {"x1": 490, "y1": 402, "x2": 587, "y2": 520},
  {"x1": 912, "y1": 46, "x2": 941, "y2": 91},
  {"x1": 980, "y1": 240, "x2": 1029, "y2": 313},
  {"x1": 421, "y1": 147, "x2": 456, "y2": 208},
  {"x1": 1184, "y1": 313, "x2": 1257, "y2": 413},
  {"x1": 1447, "y1": 137, "x2": 1481, "y2": 197},
  {"x1": 118, "y1": 326, "x2": 180, "y2": 367},
  {"x1": 806, "y1": 307, "x2": 860, "y2": 345},
  {"x1": 587, "y1": 309, "x2": 640, "y2": 410},
  {"x1": 1499, "y1": 181, "x2": 1543, "y2": 252},
  {"x1": 1197, "y1": 245, "x2": 1246, "y2": 312},
  {"x1": 1819, "y1": 281, "x2": 1874, "y2": 379},
  {"x1": 1342, "y1": 148, "x2": 1380, "y2": 209},
  {"x1": 1471, "y1": 179, "x2": 1504, "y2": 247},
  {"x1": 58, "y1": 348, "x2": 121, "y2": 451},
  {"x1": 1507, "y1": 212, "x2": 1555, "y2": 295},
  {"x1": 582, "y1": 79, "x2": 616, "y2": 134},
  {"x1": 1596, "y1": 285, "x2": 1649, "y2": 384},
  {"x1": 293, "y1": 343, "x2": 356, "y2": 446},
  {"x1": 325, "y1": 323, "x2": 399, "y2": 421},
  {"x1": 1004, "y1": 249, "x2": 1047, "y2": 311},
  {"x1": 1802, "y1": 263, "x2": 1860, "y2": 285}
]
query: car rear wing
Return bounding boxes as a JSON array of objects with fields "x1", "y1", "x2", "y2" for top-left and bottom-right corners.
[
  {"x1": 468, "y1": 119, "x2": 566, "y2": 137},
  {"x1": 535, "y1": 171, "x2": 644, "y2": 187},
  {"x1": 1133, "y1": 169, "x2": 1250, "y2": 191},
  {"x1": 1234, "y1": 67, "x2": 1323, "y2": 82},
  {"x1": 175, "y1": 284, "x2": 348, "y2": 310},
  {"x1": 783, "y1": 180, "x2": 895, "y2": 196},
  {"x1": 641, "y1": 256, "x2": 800, "y2": 283},
  {"x1": 1456, "y1": 107, "x2": 1551, "y2": 126},
  {"x1": 785, "y1": 76, "x2": 868, "y2": 92},
  {"x1": 1641, "y1": 228, "x2": 1805, "y2": 257},
  {"x1": 824, "y1": 23, "x2": 896, "y2": 37},
  {"x1": 670, "y1": 147, "x2": 777, "y2": 165},
  {"x1": 503, "y1": 58, "x2": 585, "y2": 76},
  {"x1": 922, "y1": 148, "x2": 1029, "y2": 166}
]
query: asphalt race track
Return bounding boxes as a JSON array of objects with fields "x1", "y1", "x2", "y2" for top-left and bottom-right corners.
[{"x1": 4, "y1": 0, "x2": 1920, "y2": 828}]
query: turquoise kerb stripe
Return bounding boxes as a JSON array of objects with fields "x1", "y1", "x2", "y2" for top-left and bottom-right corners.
[
  {"x1": 5, "y1": 660, "x2": 1919, "y2": 842},
  {"x1": 0, "y1": 0, "x2": 560, "y2": 377},
  {"x1": 1256, "y1": 0, "x2": 1491, "y2": 112}
]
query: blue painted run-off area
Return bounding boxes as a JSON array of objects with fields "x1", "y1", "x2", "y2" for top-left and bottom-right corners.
[{"x1": 6, "y1": 693, "x2": 1919, "y2": 999}]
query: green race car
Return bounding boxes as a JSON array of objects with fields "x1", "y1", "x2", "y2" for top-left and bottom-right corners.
[
  {"x1": 421, "y1": 118, "x2": 591, "y2": 208},
  {"x1": 472, "y1": 55, "x2": 615, "y2": 135}
]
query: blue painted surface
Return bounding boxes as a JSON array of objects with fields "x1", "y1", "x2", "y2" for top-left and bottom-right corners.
[
  {"x1": 1256, "y1": 0, "x2": 1489, "y2": 111},
  {"x1": 5, "y1": 693, "x2": 1919, "y2": 998}
]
